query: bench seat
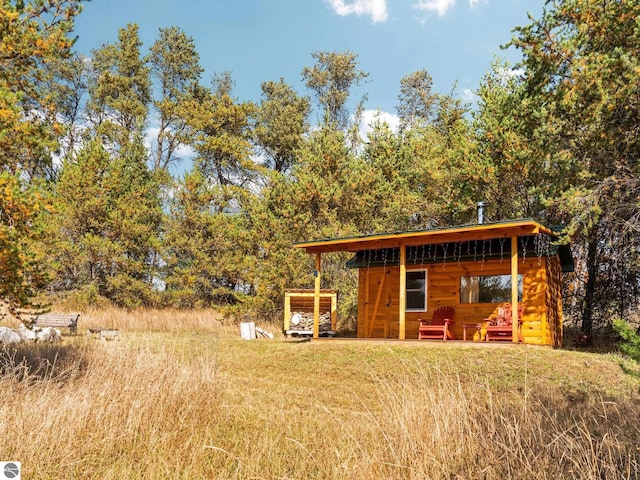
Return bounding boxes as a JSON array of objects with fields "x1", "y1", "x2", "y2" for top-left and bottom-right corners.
[{"x1": 31, "y1": 313, "x2": 80, "y2": 335}]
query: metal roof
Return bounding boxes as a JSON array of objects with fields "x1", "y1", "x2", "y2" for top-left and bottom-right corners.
[{"x1": 294, "y1": 219, "x2": 559, "y2": 254}]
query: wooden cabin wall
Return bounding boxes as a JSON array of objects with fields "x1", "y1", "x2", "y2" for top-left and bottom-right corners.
[
  {"x1": 358, "y1": 267, "x2": 397, "y2": 338},
  {"x1": 358, "y1": 258, "x2": 558, "y2": 345},
  {"x1": 520, "y1": 259, "x2": 547, "y2": 345},
  {"x1": 545, "y1": 256, "x2": 564, "y2": 347}
]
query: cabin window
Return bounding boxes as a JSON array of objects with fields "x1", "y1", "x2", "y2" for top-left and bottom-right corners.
[
  {"x1": 406, "y1": 269, "x2": 427, "y2": 311},
  {"x1": 460, "y1": 274, "x2": 523, "y2": 304}
]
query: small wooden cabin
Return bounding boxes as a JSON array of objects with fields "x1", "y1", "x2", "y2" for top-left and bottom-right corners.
[{"x1": 294, "y1": 219, "x2": 573, "y2": 346}]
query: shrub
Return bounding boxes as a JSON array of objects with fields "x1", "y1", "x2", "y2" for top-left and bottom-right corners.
[{"x1": 613, "y1": 319, "x2": 640, "y2": 362}]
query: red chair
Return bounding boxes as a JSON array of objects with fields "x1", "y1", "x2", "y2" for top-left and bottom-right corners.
[
  {"x1": 418, "y1": 306, "x2": 455, "y2": 340},
  {"x1": 485, "y1": 303, "x2": 523, "y2": 342}
]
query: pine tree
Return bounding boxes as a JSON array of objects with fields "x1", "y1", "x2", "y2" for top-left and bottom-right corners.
[
  {"x1": 0, "y1": 0, "x2": 83, "y2": 310},
  {"x1": 148, "y1": 26, "x2": 203, "y2": 171},
  {"x1": 302, "y1": 50, "x2": 368, "y2": 131},
  {"x1": 52, "y1": 138, "x2": 163, "y2": 307},
  {"x1": 163, "y1": 168, "x2": 253, "y2": 310},
  {"x1": 254, "y1": 79, "x2": 310, "y2": 173},
  {"x1": 86, "y1": 23, "x2": 150, "y2": 151},
  {"x1": 177, "y1": 79, "x2": 256, "y2": 188},
  {"x1": 509, "y1": 0, "x2": 640, "y2": 333}
]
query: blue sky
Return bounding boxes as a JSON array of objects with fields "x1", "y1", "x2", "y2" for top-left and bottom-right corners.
[{"x1": 71, "y1": 0, "x2": 543, "y2": 127}]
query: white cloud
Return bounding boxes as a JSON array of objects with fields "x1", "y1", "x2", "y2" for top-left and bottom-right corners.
[
  {"x1": 505, "y1": 67, "x2": 525, "y2": 78},
  {"x1": 326, "y1": 0, "x2": 389, "y2": 23},
  {"x1": 144, "y1": 126, "x2": 195, "y2": 161},
  {"x1": 495, "y1": 67, "x2": 525, "y2": 82},
  {"x1": 413, "y1": 0, "x2": 455, "y2": 17},
  {"x1": 363, "y1": 109, "x2": 400, "y2": 130},
  {"x1": 462, "y1": 88, "x2": 477, "y2": 102},
  {"x1": 359, "y1": 109, "x2": 400, "y2": 140},
  {"x1": 413, "y1": 0, "x2": 487, "y2": 18}
]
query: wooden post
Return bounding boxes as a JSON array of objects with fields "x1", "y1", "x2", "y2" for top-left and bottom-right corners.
[
  {"x1": 313, "y1": 253, "x2": 321, "y2": 339},
  {"x1": 284, "y1": 291, "x2": 291, "y2": 330},
  {"x1": 363, "y1": 269, "x2": 370, "y2": 338},
  {"x1": 330, "y1": 290, "x2": 337, "y2": 331},
  {"x1": 511, "y1": 236, "x2": 519, "y2": 343},
  {"x1": 399, "y1": 244, "x2": 407, "y2": 340}
]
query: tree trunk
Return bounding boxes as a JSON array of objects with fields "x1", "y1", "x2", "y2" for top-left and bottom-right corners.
[{"x1": 581, "y1": 230, "x2": 598, "y2": 336}]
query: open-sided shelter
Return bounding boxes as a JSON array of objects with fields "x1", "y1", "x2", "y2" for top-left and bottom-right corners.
[{"x1": 294, "y1": 219, "x2": 573, "y2": 346}]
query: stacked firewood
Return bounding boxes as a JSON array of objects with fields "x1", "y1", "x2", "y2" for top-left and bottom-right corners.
[{"x1": 289, "y1": 311, "x2": 333, "y2": 332}]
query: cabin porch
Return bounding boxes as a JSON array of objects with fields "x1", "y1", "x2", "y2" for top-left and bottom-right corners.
[{"x1": 293, "y1": 219, "x2": 573, "y2": 347}]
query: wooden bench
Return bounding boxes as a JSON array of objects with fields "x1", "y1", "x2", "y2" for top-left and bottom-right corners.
[
  {"x1": 87, "y1": 327, "x2": 119, "y2": 341},
  {"x1": 31, "y1": 313, "x2": 80, "y2": 335}
]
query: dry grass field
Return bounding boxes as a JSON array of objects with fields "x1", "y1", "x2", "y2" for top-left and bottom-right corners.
[{"x1": 0, "y1": 308, "x2": 639, "y2": 479}]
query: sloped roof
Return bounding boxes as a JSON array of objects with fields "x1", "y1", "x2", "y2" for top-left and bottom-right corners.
[
  {"x1": 294, "y1": 218, "x2": 574, "y2": 272},
  {"x1": 294, "y1": 219, "x2": 554, "y2": 253}
]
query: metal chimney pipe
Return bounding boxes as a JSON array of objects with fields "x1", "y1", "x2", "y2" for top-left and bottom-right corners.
[{"x1": 477, "y1": 201, "x2": 486, "y2": 224}]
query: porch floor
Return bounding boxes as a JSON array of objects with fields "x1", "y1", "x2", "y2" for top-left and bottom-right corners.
[{"x1": 304, "y1": 337, "x2": 536, "y2": 347}]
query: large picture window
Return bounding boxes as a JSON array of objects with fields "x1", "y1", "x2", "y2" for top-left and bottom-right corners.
[
  {"x1": 406, "y1": 269, "x2": 427, "y2": 311},
  {"x1": 460, "y1": 274, "x2": 522, "y2": 304}
]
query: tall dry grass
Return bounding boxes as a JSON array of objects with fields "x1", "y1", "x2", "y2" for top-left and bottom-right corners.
[
  {"x1": 77, "y1": 307, "x2": 226, "y2": 333},
  {"x1": 0, "y1": 310, "x2": 638, "y2": 479},
  {"x1": 356, "y1": 360, "x2": 640, "y2": 479},
  {"x1": 0, "y1": 337, "x2": 223, "y2": 478}
]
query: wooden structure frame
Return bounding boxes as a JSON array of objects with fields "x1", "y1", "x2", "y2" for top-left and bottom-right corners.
[
  {"x1": 293, "y1": 219, "x2": 573, "y2": 346},
  {"x1": 283, "y1": 289, "x2": 338, "y2": 334}
]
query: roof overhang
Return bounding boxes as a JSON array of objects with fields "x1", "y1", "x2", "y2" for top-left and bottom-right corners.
[{"x1": 294, "y1": 219, "x2": 558, "y2": 255}]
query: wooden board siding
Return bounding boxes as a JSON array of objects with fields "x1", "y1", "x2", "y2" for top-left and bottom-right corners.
[
  {"x1": 545, "y1": 256, "x2": 563, "y2": 347},
  {"x1": 357, "y1": 257, "x2": 560, "y2": 345},
  {"x1": 358, "y1": 268, "x2": 397, "y2": 338},
  {"x1": 520, "y1": 259, "x2": 547, "y2": 346}
]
